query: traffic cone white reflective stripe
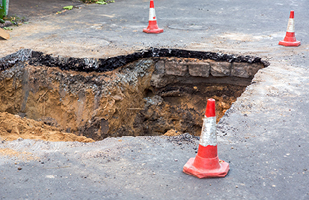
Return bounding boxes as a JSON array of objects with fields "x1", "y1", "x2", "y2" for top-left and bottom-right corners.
[
  {"x1": 183, "y1": 99, "x2": 229, "y2": 178},
  {"x1": 143, "y1": 0, "x2": 163, "y2": 34},
  {"x1": 279, "y1": 10, "x2": 300, "y2": 47},
  {"x1": 286, "y1": 17, "x2": 295, "y2": 33},
  {"x1": 149, "y1": 7, "x2": 156, "y2": 21},
  {"x1": 199, "y1": 115, "x2": 217, "y2": 147}
]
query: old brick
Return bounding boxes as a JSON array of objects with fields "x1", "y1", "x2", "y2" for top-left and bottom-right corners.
[
  {"x1": 210, "y1": 62, "x2": 231, "y2": 77},
  {"x1": 155, "y1": 60, "x2": 165, "y2": 74},
  {"x1": 151, "y1": 74, "x2": 178, "y2": 88},
  {"x1": 165, "y1": 60, "x2": 187, "y2": 76},
  {"x1": 151, "y1": 74, "x2": 163, "y2": 88},
  {"x1": 231, "y1": 63, "x2": 263, "y2": 78},
  {"x1": 247, "y1": 63, "x2": 264, "y2": 76},
  {"x1": 231, "y1": 63, "x2": 249, "y2": 78},
  {"x1": 188, "y1": 62, "x2": 210, "y2": 77}
]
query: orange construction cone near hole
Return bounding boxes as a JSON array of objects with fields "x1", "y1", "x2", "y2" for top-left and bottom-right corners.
[
  {"x1": 143, "y1": 0, "x2": 163, "y2": 34},
  {"x1": 183, "y1": 99, "x2": 229, "y2": 178},
  {"x1": 279, "y1": 10, "x2": 301, "y2": 47}
]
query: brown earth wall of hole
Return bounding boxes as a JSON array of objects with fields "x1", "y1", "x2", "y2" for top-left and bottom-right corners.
[
  {"x1": 0, "y1": 57, "x2": 261, "y2": 141},
  {"x1": 0, "y1": 59, "x2": 156, "y2": 141}
]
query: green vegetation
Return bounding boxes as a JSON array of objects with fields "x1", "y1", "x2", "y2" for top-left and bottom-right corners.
[
  {"x1": 0, "y1": 4, "x2": 5, "y2": 19},
  {"x1": 3, "y1": 26, "x2": 12, "y2": 30},
  {"x1": 0, "y1": 0, "x2": 6, "y2": 18},
  {"x1": 82, "y1": 0, "x2": 115, "y2": 5},
  {"x1": 63, "y1": 6, "x2": 73, "y2": 10},
  {"x1": 6, "y1": 15, "x2": 26, "y2": 23}
]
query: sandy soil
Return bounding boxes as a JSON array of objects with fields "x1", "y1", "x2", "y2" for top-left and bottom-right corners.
[
  {"x1": 0, "y1": 56, "x2": 244, "y2": 141},
  {"x1": 0, "y1": 112, "x2": 94, "y2": 142},
  {"x1": 0, "y1": 148, "x2": 39, "y2": 161}
]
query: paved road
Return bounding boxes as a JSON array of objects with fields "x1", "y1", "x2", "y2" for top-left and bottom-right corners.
[
  {"x1": 0, "y1": 0, "x2": 308, "y2": 199},
  {"x1": 2, "y1": 0, "x2": 309, "y2": 58}
]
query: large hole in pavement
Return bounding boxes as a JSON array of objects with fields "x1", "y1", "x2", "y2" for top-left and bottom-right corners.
[{"x1": 0, "y1": 49, "x2": 268, "y2": 142}]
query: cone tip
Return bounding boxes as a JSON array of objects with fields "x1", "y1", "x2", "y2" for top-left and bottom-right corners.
[
  {"x1": 150, "y1": 0, "x2": 154, "y2": 8},
  {"x1": 205, "y1": 99, "x2": 216, "y2": 117},
  {"x1": 290, "y1": 10, "x2": 294, "y2": 18}
]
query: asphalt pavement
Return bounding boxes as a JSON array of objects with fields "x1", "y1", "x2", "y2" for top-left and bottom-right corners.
[{"x1": 0, "y1": 0, "x2": 308, "y2": 199}]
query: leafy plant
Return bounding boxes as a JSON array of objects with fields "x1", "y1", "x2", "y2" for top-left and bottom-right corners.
[
  {"x1": 96, "y1": 0, "x2": 107, "y2": 5},
  {"x1": 3, "y1": 27, "x2": 13, "y2": 30},
  {"x1": 82, "y1": 0, "x2": 115, "y2": 5},
  {"x1": 63, "y1": 6, "x2": 73, "y2": 10}
]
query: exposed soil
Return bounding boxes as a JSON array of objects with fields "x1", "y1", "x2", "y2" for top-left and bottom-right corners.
[
  {"x1": 0, "y1": 58, "x2": 157, "y2": 141},
  {"x1": 0, "y1": 49, "x2": 265, "y2": 142},
  {"x1": 0, "y1": 112, "x2": 94, "y2": 142},
  {"x1": 0, "y1": 63, "x2": 243, "y2": 140},
  {"x1": 0, "y1": 148, "x2": 39, "y2": 161},
  {"x1": 131, "y1": 83, "x2": 244, "y2": 137}
]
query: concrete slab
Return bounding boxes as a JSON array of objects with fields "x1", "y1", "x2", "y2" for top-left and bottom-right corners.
[{"x1": 0, "y1": 0, "x2": 308, "y2": 199}]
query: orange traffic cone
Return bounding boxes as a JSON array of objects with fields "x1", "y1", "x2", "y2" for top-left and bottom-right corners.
[
  {"x1": 143, "y1": 0, "x2": 163, "y2": 34},
  {"x1": 279, "y1": 10, "x2": 301, "y2": 47},
  {"x1": 183, "y1": 99, "x2": 229, "y2": 178}
]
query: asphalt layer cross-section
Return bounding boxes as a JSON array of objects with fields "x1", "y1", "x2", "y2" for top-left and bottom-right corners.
[{"x1": 0, "y1": 0, "x2": 309, "y2": 199}]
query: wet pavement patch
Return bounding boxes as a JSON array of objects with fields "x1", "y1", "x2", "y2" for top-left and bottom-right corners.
[{"x1": 0, "y1": 49, "x2": 268, "y2": 141}]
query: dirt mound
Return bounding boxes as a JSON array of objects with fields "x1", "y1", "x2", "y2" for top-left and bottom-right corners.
[
  {"x1": 0, "y1": 112, "x2": 94, "y2": 142},
  {"x1": 164, "y1": 129, "x2": 181, "y2": 136}
]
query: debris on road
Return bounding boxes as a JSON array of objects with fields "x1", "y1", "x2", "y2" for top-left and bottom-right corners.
[{"x1": 0, "y1": 27, "x2": 9, "y2": 39}]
